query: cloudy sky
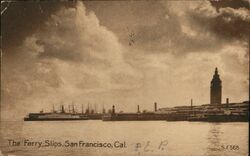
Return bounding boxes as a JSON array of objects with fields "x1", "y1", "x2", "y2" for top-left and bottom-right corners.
[{"x1": 1, "y1": 0, "x2": 249, "y2": 120}]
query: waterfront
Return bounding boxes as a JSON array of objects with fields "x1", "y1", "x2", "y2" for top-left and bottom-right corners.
[{"x1": 0, "y1": 121, "x2": 248, "y2": 156}]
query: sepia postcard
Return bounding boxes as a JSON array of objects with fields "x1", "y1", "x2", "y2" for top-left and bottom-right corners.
[{"x1": 0, "y1": 0, "x2": 249, "y2": 156}]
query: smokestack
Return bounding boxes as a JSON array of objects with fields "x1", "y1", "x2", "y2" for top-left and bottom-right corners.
[
  {"x1": 86, "y1": 103, "x2": 90, "y2": 114},
  {"x1": 61, "y1": 105, "x2": 65, "y2": 113},
  {"x1": 191, "y1": 99, "x2": 193, "y2": 110},
  {"x1": 226, "y1": 98, "x2": 229, "y2": 107},
  {"x1": 137, "y1": 105, "x2": 140, "y2": 113},
  {"x1": 154, "y1": 102, "x2": 157, "y2": 112},
  {"x1": 112, "y1": 105, "x2": 115, "y2": 114}
]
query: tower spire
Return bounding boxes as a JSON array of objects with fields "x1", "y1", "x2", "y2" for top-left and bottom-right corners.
[{"x1": 210, "y1": 67, "x2": 222, "y2": 105}]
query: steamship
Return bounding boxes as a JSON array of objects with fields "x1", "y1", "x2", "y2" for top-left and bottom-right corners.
[{"x1": 24, "y1": 105, "x2": 89, "y2": 121}]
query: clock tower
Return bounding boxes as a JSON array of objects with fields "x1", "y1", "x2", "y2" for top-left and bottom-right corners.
[{"x1": 210, "y1": 67, "x2": 222, "y2": 105}]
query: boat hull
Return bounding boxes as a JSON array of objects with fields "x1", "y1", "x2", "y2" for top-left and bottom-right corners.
[{"x1": 24, "y1": 117, "x2": 89, "y2": 121}]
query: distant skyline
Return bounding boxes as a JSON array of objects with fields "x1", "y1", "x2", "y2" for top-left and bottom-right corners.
[{"x1": 1, "y1": 0, "x2": 249, "y2": 120}]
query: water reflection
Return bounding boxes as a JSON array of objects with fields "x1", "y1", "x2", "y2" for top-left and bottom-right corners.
[
  {"x1": 0, "y1": 121, "x2": 248, "y2": 156},
  {"x1": 205, "y1": 123, "x2": 224, "y2": 156}
]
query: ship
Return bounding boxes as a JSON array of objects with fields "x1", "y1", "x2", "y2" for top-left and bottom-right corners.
[{"x1": 24, "y1": 105, "x2": 89, "y2": 121}]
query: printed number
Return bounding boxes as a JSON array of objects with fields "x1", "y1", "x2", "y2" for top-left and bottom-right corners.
[{"x1": 221, "y1": 145, "x2": 240, "y2": 150}]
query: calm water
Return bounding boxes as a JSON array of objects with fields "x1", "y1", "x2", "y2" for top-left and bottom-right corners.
[{"x1": 0, "y1": 121, "x2": 248, "y2": 156}]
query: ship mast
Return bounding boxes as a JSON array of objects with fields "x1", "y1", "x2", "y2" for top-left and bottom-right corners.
[
  {"x1": 72, "y1": 101, "x2": 75, "y2": 114},
  {"x1": 52, "y1": 104, "x2": 55, "y2": 113},
  {"x1": 94, "y1": 103, "x2": 97, "y2": 114},
  {"x1": 82, "y1": 104, "x2": 84, "y2": 114},
  {"x1": 68, "y1": 105, "x2": 71, "y2": 113}
]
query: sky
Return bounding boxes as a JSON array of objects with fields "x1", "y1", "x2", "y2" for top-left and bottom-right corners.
[{"x1": 1, "y1": 0, "x2": 249, "y2": 120}]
